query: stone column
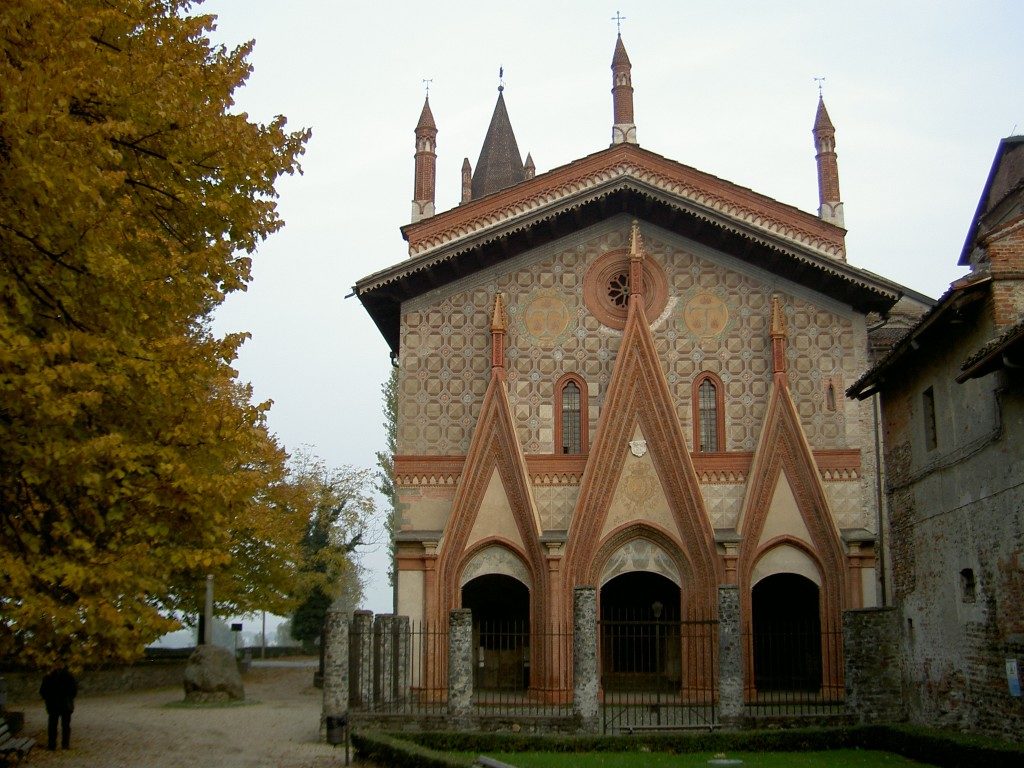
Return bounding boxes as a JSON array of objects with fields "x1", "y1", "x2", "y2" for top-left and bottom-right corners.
[
  {"x1": 448, "y1": 609, "x2": 473, "y2": 722},
  {"x1": 351, "y1": 610, "x2": 374, "y2": 710},
  {"x1": 844, "y1": 607, "x2": 903, "y2": 724},
  {"x1": 717, "y1": 585, "x2": 743, "y2": 728},
  {"x1": 374, "y1": 614, "x2": 396, "y2": 707},
  {"x1": 393, "y1": 615, "x2": 410, "y2": 706},
  {"x1": 573, "y1": 586, "x2": 599, "y2": 732},
  {"x1": 321, "y1": 608, "x2": 349, "y2": 741}
]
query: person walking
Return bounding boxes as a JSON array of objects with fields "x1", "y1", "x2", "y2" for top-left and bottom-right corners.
[{"x1": 39, "y1": 664, "x2": 77, "y2": 750}]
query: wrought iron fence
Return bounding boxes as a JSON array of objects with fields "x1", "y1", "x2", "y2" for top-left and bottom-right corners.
[
  {"x1": 470, "y1": 620, "x2": 574, "y2": 718},
  {"x1": 599, "y1": 610, "x2": 719, "y2": 733},
  {"x1": 742, "y1": 611, "x2": 845, "y2": 718},
  {"x1": 349, "y1": 620, "x2": 448, "y2": 716}
]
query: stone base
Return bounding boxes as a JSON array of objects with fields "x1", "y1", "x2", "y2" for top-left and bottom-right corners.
[{"x1": 184, "y1": 690, "x2": 234, "y2": 704}]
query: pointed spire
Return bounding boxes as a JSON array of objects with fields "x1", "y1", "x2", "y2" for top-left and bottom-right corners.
[
  {"x1": 628, "y1": 219, "x2": 645, "y2": 306},
  {"x1": 611, "y1": 34, "x2": 637, "y2": 145},
  {"x1": 460, "y1": 157, "x2": 472, "y2": 204},
  {"x1": 411, "y1": 96, "x2": 438, "y2": 223},
  {"x1": 472, "y1": 86, "x2": 526, "y2": 199},
  {"x1": 490, "y1": 293, "x2": 507, "y2": 376},
  {"x1": 524, "y1": 152, "x2": 535, "y2": 180},
  {"x1": 813, "y1": 93, "x2": 845, "y2": 233},
  {"x1": 770, "y1": 295, "x2": 788, "y2": 380}
]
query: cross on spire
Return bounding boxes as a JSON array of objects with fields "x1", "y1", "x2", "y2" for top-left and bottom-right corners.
[
  {"x1": 498, "y1": 66, "x2": 505, "y2": 92},
  {"x1": 422, "y1": 78, "x2": 433, "y2": 97},
  {"x1": 814, "y1": 76, "x2": 825, "y2": 96},
  {"x1": 612, "y1": 10, "x2": 626, "y2": 35}
]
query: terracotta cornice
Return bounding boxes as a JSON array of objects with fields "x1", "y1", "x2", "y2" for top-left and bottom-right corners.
[
  {"x1": 402, "y1": 144, "x2": 845, "y2": 259},
  {"x1": 396, "y1": 449, "x2": 860, "y2": 486}
]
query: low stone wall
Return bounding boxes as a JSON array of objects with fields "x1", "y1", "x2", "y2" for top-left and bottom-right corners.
[
  {"x1": 844, "y1": 607, "x2": 904, "y2": 724},
  {"x1": 2, "y1": 659, "x2": 189, "y2": 704}
]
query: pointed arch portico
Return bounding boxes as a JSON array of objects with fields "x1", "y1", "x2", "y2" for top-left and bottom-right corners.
[{"x1": 561, "y1": 227, "x2": 721, "y2": 625}]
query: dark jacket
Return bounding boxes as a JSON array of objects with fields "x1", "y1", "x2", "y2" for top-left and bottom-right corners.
[{"x1": 39, "y1": 667, "x2": 77, "y2": 714}]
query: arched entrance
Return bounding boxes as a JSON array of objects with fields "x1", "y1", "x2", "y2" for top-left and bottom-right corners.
[
  {"x1": 600, "y1": 571, "x2": 681, "y2": 690},
  {"x1": 461, "y1": 574, "x2": 530, "y2": 690},
  {"x1": 752, "y1": 573, "x2": 822, "y2": 691}
]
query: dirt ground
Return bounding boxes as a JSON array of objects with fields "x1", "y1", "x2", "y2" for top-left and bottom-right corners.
[{"x1": 15, "y1": 662, "x2": 356, "y2": 768}]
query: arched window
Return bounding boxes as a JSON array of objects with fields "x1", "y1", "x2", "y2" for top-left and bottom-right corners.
[
  {"x1": 692, "y1": 372, "x2": 724, "y2": 453},
  {"x1": 555, "y1": 374, "x2": 588, "y2": 454}
]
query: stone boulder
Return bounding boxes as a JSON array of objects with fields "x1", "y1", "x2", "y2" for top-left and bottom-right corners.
[{"x1": 183, "y1": 645, "x2": 244, "y2": 703}]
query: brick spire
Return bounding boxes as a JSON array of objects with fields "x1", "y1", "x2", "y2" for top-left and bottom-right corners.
[
  {"x1": 770, "y1": 295, "x2": 788, "y2": 382},
  {"x1": 460, "y1": 157, "x2": 472, "y2": 204},
  {"x1": 490, "y1": 293, "x2": 507, "y2": 377},
  {"x1": 411, "y1": 96, "x2": 437, "y2": 223},
  {"x1": 627, "y1": 219, "x2": 645, "y2": 306},
  {"x1": 611, "y1": 35, "x2": 637, "y2": 145},
  {"x1": 813, "y1": 95, "x2": 844, "y2": 231}
]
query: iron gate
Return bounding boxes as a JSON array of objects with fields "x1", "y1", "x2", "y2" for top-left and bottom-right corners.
[{"x1": 599, "y1": 615, "x2": 718, "y2": 733}]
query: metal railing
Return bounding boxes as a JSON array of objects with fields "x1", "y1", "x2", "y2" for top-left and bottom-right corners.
[
  {"x1": 599, "y1": 612, "x2": 719, "y2": 733},
  {"x1": 349, "y1": 620, "x2": 448, "y2": 716},
  {"x1": 742, "y1": 613, "x2": 845, "y2": 719},
  {"x1": 470, "y1": 621, "x2": 574, "y2": 718}
]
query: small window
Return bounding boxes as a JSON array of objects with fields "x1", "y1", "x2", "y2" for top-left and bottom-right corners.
[
  {"x1": 555, "y1": 374, "x2": 588, "y2": 455},
  {"x1": 692, "y1": 372, "x2": 724, "y2": 453},
  {"x1": 922, "y1": 386, "x2": 937, "y2": 451},
  {"x1": 825, "y1": 379, "x2": 837, "y2": 412},
  {"x1": 960, "y1": 568, "x2": 976, "y2": 603}
]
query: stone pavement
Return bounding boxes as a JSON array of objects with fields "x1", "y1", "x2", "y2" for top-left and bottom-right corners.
[{"x1": 17, "y1": 662, "x2": 353, "y2": 768}]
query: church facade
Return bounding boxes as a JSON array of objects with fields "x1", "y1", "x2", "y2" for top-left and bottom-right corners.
[{"x1": 355, "y1": 35, "x2": 922, "y2": 700}]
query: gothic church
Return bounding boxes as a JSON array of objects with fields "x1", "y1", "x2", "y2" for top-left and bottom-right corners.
[{"x1": 355, "y1": 34, "x2": 924, "y2": 698}]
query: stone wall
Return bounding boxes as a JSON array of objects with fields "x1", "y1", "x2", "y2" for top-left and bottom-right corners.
[
  {"x1": 843, "y1": 608, "x2": 903, "y2": 724},
  {"x1": 879, "y1": 300, "x2": 1024, "y2": 741},
  {"x1": 2, "y1": 660, "x2": 188, "y2": 704}
]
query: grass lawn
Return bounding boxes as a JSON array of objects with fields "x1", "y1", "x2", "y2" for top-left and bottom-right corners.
[{"x1": 479, "y1": 751, "x2": 938, "y2": 767}]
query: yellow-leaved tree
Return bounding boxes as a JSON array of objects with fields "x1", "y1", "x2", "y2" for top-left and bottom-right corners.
[{"x1": 0, "y1": 0, "x2": 311, "y2": 668}]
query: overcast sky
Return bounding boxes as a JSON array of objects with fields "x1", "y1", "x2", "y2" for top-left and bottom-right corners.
[{"x1": 202, "y1": 0, "x2": 1023, "y2": 615}]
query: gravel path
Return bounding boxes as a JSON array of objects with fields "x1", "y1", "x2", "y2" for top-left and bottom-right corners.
[{"x1": 17, "y1": 663, "x2": 354, "y2": 768}]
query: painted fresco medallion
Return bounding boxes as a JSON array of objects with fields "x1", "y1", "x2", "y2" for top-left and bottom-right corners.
[
  {"x1": 623, "y1": 463, "x2": 657, "y2": 511},
  {"x1": 682, "y1": 291, "x2": 730, "y2": 338},
  {"x1": 519, "y1": 290, "x2": 573, "y2": 347}
]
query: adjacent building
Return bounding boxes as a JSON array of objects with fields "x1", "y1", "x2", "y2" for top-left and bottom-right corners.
[{"x1": 849, "y1": 136, "x2": 1024, "y2": 740}]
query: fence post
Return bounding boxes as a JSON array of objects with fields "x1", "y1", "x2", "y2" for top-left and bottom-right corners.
[
  {"x1": 394, "y1": 615, "x2": 410, "y2": 705},
  {"x1": 573, "y1": 586, "x2": 599, "y2": 733},
  {"x1": 321, "y1": 608, "x2": 349, "y2": 741},
  {"x1": 718, "y1": 585, "x2": 743, "y2": 728},
  {"x1": 448, "y1": 608, "x2": 473, "y2": 722},
  {"x1": 374, "y1": 614, "x2": 396, "y2": 707},
  {"x1": 352, "y1": 610, "x2": 374, "y2": 710}
]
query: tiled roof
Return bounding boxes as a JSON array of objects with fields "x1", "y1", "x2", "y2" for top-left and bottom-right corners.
[{"x1": 471, "y1": 91, "x2": 525, "y2": 199}]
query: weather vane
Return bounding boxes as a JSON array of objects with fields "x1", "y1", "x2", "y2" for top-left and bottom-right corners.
[
  {"x1": 498, "y1": 66, "x2": 505, "y2": 92},
  {"x1": 422, "y1": 78, "x2": 433, "y2": 97},
  {"x1": 612, "y1": 10, "x2": 626, "y2": 34},
  {"x1": 814, "y1": 76, "x2": 825, "y2": 96}
]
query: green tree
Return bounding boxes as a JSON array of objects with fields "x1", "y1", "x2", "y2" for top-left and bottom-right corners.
[
  {"x1": 288, "y1": 452, "x2": 375, "y2": 651},
  {"x1": 0, "y1": 0, "x2": 310, "y2": 669},
  {"x1": 375, "y1": 369, "x2": 399, "y2": 600}
]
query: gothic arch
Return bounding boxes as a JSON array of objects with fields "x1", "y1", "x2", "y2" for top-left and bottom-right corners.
[
  {"x1": 458, "y1": 539, "x2": 534, "y2": 591},
  {"x1": 435, "y1": 375, "x2": 548, "y2": 635},
  {"x1": 591, "y1": 523, "x2": 689, "y2": 589},
  {"x1": 736, "y1": 381, "x2": 847, "y2": 697},
  {"x1": 561, "y1": 260, "x2": 720, "y2": 625}
]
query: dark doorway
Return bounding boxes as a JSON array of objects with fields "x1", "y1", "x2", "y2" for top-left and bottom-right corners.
[
  {"x1": 600, "y1": 571, "x2": 681, "y2": 690},
  {"x1": 752, "y1": 573, "x2": 822, "y2": 691},
  {"x1": 462, "y1": 574, "x2": 530, "y2": 690}
]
